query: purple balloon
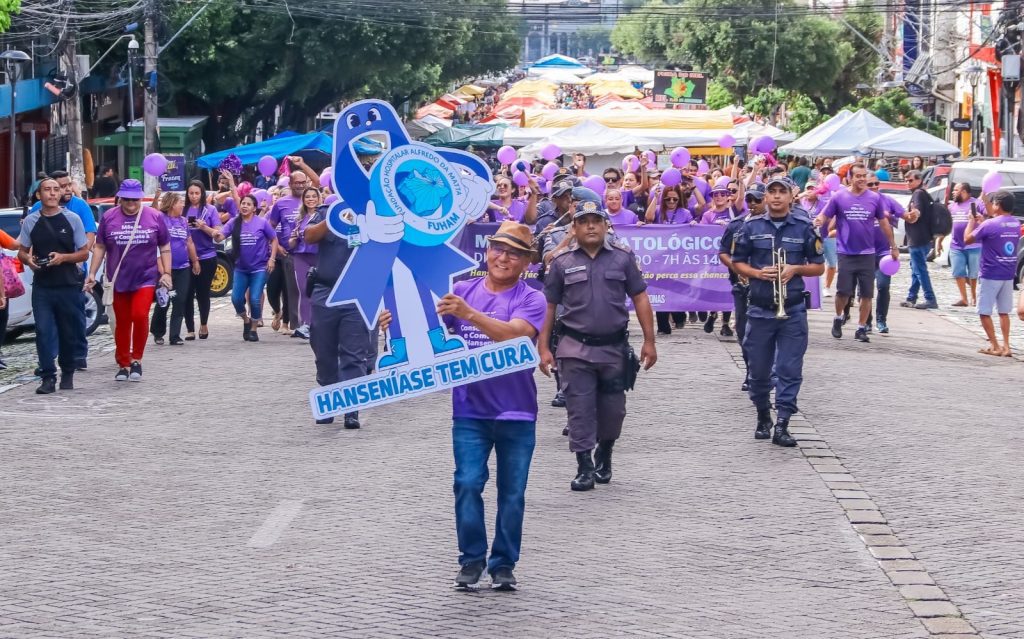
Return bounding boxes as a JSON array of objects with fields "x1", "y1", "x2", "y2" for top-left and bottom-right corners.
[
  {"x1": 497, "y1": 145, "x2": 517, "y2": 165},
  {"x1": 583, "y1": 174, "x2": 606, "y2": 196},
  {"x1": 982, "y1": 170, "x2": 1003, "y2": 193},
  {"x1": 757, "y1": 137, "x2": 776, "y2": 153},
  {"x1": 142, "y1": 153, "x2": 168, "y2": 177},
  {"x1": 319, "y1": 167, "x2": 332, "y2": 188},
  {"x1": 824, "y1": 173, "x2": 841, "y2": 191},
  {"x1": 697, "y1": 159, "x2": 709, "y2": 174},
  {"x1": 512, "y1": 171, "x2": 529, "y2": 187},
  {"x1": 670, "y1": 147, "x2": 691, "y2": 168},
  {"x1": 257, "y1": 155, "x2": 277, "y2": 178},
  {"x1": 643, "y1": 150, "x2": 657, "y2": 165},
  {"x1": 251, "y1": 189, "x2": 269, "y2": 206},
  {"x1": 660, "y1": 168, "x2": 682, "y2": 187},
  {"x1": 879, "y1": 255, "x2": 900, "y2": 276},
  {"x1": 625, "y1": 155, "x2": 640, "y2": 173},
  {"x1": 714, "y1": 176, "x2": 732, "y2": 190},
  {"x1": 541, "y1": 144, "x2": 562, "y2": 162},
  {"x1": 324, "y1": 194, "x2": 339, "y2": 205},
  {"x1": 718, "y1": 134, "x2": 736, "y2": 149},
  {"x1": 541, "y1": 162, "x2": 559, "y2": 180}
]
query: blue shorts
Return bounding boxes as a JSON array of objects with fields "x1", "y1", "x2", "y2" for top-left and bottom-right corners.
[
  {"x1": 950, "y1": 247, "x2": 981, "y2": 279},
  {"x1": 978, "y1": 278, "x2": 1014, "y2": 316},
  {"x1": 822, "y1": 237, "x2": 838, "y2": 268}
]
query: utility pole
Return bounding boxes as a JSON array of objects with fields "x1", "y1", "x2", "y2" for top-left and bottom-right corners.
[
  {"x1": 64, "y1": 31, "x2": 86, "y2": 192},
  {"x1": 143, "y1": 0, "x2": 159, "y2": 193}
]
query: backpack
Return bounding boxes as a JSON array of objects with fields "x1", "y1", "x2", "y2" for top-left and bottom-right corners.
[{"x1": 931, "y1": 201, "x2": 952, "y2": 236}]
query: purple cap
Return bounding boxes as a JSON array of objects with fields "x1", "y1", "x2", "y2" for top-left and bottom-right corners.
[{"x1": 116, "y1": 179, "x2": 145, "y2": 199}]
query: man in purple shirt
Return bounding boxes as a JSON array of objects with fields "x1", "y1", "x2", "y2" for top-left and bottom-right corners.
[
  {"x1": 816, "y1": 163, "x2": 898, "y2": 343},
  {"x1": 864, "y1": 172, "x2": 918, "y2": 334},
  {"x1": 439, "y1": 220, "x2": 547, "y2": 592},
  {"x1": 965, "y1": 190, "x2": 1022, "y2": 357},
  {"x1": 266, "y1": 172, "x2": 307, "y2": 335},
  {"x1": 947, "y1": 182, "x2": 986, "y2": 307}
]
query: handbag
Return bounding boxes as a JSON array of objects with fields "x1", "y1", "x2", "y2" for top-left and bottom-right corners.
[
  {"x1": 102, "y1": 209, "x2": 144, "y2": 307},
  {"x1": 1, "y1": 255, "x2": 25, "y2": 298}
]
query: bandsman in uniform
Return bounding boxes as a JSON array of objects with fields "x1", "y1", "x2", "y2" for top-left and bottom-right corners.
[
  {"x1": 730, "y1": 176, "x2": 825, "y2": 447},
  {"x1": 538, "y1": 195, "x2": 657, "y2": 491}
]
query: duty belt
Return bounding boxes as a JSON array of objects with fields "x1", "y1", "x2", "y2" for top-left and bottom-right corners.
[{"x1": 559, "y1": 325, "x2": 628, "y2": 347}]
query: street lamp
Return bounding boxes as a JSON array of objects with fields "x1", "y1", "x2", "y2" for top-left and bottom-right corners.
[
  {"x1": 127, "y1": 36, "x2": 139, "y2": 129},
  {"x1": 965, "y1": 61, "x2": 984, "y2": 156},
  {"x1": 2, "y1": 49, "x2": 31, "y2": 207}
]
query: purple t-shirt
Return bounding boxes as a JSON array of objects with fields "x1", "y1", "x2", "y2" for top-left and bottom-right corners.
[
  {"x1": 821, "y1": 189, "x2": 885, "y2": 256},
  {"x1": 654, "y1": 205, "x2": 694, "y2": 224},
  {"x1": 873, "y1": 194, "x2": 905, "y2": 255},
  {"x1": 222, "y1": 215, "x2": 277, "y2": 273},
  {"x1": 216, "y1": 196, "x2": 239, "y2": 220},
  {"x1": 489, "y1": 198, "x2": 527, "y2": 222},
  {"x1": 165, "y1": 216, "x2": 191, "y2": 270},
  {"x1": 700, "y1": 208, "x2": 733, "y2": 225},
  {"x1": 974, "y1": 215, "x2": 1022, "y2": 280},
  {"x1": 267, "y1": 196, "x2": 301, "y2": 252},
  {"x1": 98, "y1": 206, "x2": 170, "y2": 293},
  {"x1": 608, "y1": 209, "x2": 639, "y2": 226},
  {"x1": 949, "y1": 198, "x2": 986, "y2": 251},
  {"x1": 444, "y1": 278, "x2": 546, "y2": 421},
  {"x1": 292, "y1": 210, "x2": 319, "y2": 255},
  {"x1": 800, "y1": 198, "x2": 825, "y2": 217},
  {"x1": 186, "y1": 204, "x2": 222, "y2": 261}
]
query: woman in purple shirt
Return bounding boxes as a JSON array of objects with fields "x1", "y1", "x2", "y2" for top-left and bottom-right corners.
[
  {"x1": 645, "y1": 185, "x2": 695, "y2": 224},
  {"x1": 85, "y1": 179, "x2": 171, "y2": 382},
  {"x1": 214, "y1": 194, "x2": 279, "y2": 342},
  {"x1": 184, "y1": 180, "x2": 222, "y2": 340},
  {"x1": 486, "y1": 176, "x2": 538, "y2": 224},
  {"x1": 150, "y1": 192, "x2": 200, "y2": 346},
  {"x1": 947, "y1": 182, "x2": 985, "y2": 307},
  {"x1": 287, "y1": 187, "x2": 321, "y2": 338},
  {"x1": 605, "y1": 188, "x2": 638, "y2": 226}
]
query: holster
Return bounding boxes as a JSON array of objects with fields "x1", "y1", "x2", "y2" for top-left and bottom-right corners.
[
  {"x1": 305, "y1": 266, "x2": 318, "y2": 298},
  {"x1": 623, "y1": 343, "x2": 641, "y2": 392}
]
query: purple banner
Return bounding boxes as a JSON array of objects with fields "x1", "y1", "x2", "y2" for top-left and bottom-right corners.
[{"x1": 456, "y1": 223, "x2": 820, "y2": 312}]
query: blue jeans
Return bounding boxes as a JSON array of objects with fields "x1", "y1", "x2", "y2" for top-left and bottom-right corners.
[
  {"x1": 452, "y1": 418, "x2": 536, "y2": 572},
  {"x1": 32, "y1": 285, "x2": 86, "y2": 378},
  {"x1": 231, "y1": 269, "x2": 268, "y2": 321},
  {"x1": 906, "y1": 245, "x2": 936, "y2": 303}
]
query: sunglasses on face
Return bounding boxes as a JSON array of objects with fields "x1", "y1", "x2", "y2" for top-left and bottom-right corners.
[
  {"x1": 489, "y1": 243, "x2": 529, "y2": 260},
  {"x1": 728, "y1": 189, "x2": 739, "y2": 194},
  {"x1": 604, "y1": 176, "x2": 619, "y2": 183},
  {"x1": 866, "y1": 181, "x2": 879, "y2": 187},
  {"x1": 663, "y1": 197, "x2": 679, "y2": 202}
]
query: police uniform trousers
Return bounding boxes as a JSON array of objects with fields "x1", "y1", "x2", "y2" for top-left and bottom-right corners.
[
  {"x1": 558, "y1": 346, "x2": 627, "y2": 453},
  {"x1": 309, "y1": 302, "x2": 377, "y2": 387},
  {"x1": 732, "y1": 283, "x2": 750, "y2": 368},
  {"x1": 743, "y1": 307, "x2": 808, "y2": 420}
]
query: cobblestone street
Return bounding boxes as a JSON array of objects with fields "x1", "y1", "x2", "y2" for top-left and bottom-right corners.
[{"x1": 0, "y1": 273, "x2": 1022, "y2": 637}]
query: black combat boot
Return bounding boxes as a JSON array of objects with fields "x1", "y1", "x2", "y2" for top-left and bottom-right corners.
[
  {"x1": 755, "y1": 408, "x2": 772, "y2": 440},
  {"x1": 593, "y1": 440, "x2": 615, "y2": 484},
  {"x1": 570, "y1": 451, "x2": 595, "y2": 491},
  {"x1": 772, "y1": 418, "x2": 797, "y2": 447},
  {"x1": 35, "y1": 376, "x2": 56, "y2": 395}
]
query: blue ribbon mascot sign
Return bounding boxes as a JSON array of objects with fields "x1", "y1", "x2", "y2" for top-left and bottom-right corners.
[{"x1": 309, "y1": 100, "x2": 539, "y2": 419}]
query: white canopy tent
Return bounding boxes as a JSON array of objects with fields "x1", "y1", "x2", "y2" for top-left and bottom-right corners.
[
  {"x1": 516, "y1": 120, "x2": 665, "y2": 161},
  {"x1": 506, "y1": 126, "x2": 729, "y2": 150},
  {"x1": 779, "y1": 109, "x2": 893, "y2": 157},
  {"x1": 735, "y1": 120, "x2": 797, "y2": 144},
  {"x1": 857, "y1": 127, "x2": 961, "y2": 158}
]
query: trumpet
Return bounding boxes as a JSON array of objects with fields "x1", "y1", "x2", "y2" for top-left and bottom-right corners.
[{"x1": 773, "y1": 248, "x2": 788, "y2": 320}]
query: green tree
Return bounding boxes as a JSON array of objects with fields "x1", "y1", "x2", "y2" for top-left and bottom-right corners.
[
  {"x1": 848, "y1": 89, "x2": 942, "y2": 135},
  {"x1": 785, "y1": 93, "x2": 826, "y2": 135},
  {"x1": 0, "y1": 0, "x2": 20, "y2": 32},
  {"x1": 127, "y1": 0, "x2": 518, "y2": 147},
  {"x1": 705, "y1": 79, "x2": 733, "y2": 110}
]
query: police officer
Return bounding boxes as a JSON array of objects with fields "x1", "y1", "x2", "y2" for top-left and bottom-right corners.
[
  {"x1": 719, "y1": 196, "x2": 756, "y2": 391},
  {"x1": 303, "y1": 204, "x2": 382, "y2": 428},
  {"x1": 538, "y1": 192, "x2": 657, "y2": 491},
  {"x1": 731, "y1": 176, "x2": 825, "y2": 447}
]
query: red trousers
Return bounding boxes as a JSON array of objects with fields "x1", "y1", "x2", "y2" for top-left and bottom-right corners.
[{"x1": 112, "y1": 286, "x2": 155, "y2": 368}]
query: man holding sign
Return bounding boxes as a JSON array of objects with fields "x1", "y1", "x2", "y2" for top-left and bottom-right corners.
[{"x1": 441, "y1": 221, "x2": 546, "y2": 592}]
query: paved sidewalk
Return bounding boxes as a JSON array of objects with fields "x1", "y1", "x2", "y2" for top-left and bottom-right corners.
[{"x1": 0, "y1": 298, "x2": 1019, "y2": 637}]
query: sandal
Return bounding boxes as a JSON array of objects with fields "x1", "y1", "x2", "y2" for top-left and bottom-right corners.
[{"x1": 271, "y1": 314, "x2": 282, "y2": 331}]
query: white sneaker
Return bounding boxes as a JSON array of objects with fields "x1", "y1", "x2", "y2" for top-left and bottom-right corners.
[{"x1": 823, "y1": 287, "x2": 834, "y2": 298}]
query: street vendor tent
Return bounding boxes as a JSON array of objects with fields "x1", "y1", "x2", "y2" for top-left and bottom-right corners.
[
  {"x1": 416, "y1": 102, "x2": 454, "y2": 119},
  {"x1": 857, "y1": 127, "x2": 960, "y2": 158},
  {"x1": 519, "y1": 108, "x2": 734, "y2": 131},
  {"x1": 517, "y1": 120, "x2": 665, "y2": 160},
  {"x1": 527, "y1": 54, "x2": 591, "y2": 74},
  {"x1": 502, "y1": 79, "x2": 559, "y2": 103},
  {"x1": 197, "y1": 131, "x2": 336, "y2": 170},
  {"x1": 779, "y1": 109, "x2": 893, "y2": 157},
  {"x1": 532, "y1": 68, "x2": 588, "y2": 85},
  {"x1": 588, "y1": 81, "x2": 644, "y2": 99},
  {"x1": 423, "y1": 124, "x2": 507, "y2": 149},
  {"x1": 734, "y1": 120, "x2": 797, "y2": 144}
]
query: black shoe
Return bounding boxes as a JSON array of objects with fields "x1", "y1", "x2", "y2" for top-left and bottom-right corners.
[
  {"x1": 562, "y1": 426, "x2": 568, "y2": 436},
  {"x1": 185, "y1": 333, "x2": 197, "y2": 341},
  {"x1": 490, "y1": 566, "x2": 518, "y2": 591},
  {"x1": 315, "y1": 417, "x2": 335, "y2": 425},
  {"x1": 755, "y1": 408, "x2": 772, "y2": 440},
  {"x1": 115, "y1": 367, "x2": 130, "y2": 382},
  {"x1": 720, "y1": 325, "x2": 734, "y2": 337},
  {"x1": 899, "y1": 300, "x2": 917, "y2": 308},
  {"x1": 153, "y1": 335, "x2": 165, "y2": 346},
  {"x1": 926, "y1": 249, "x2": 936, "y2": 262},
  {"x1": 248, "y1": 330, "x2": 259, "y2": 342},
  {"x1": 673, "y1": 321, "x2": 685, "y2": 329},
  {"x1": 593, "y1": 440, "x2": 614, "y2": 484},
  {"x1": 0, "y1": 358, "x2": 6, "y2": 370},
  {"x1": 570, "y1": 451, "x2": 596, "y2": 491},
  {"x1": 772, "y1": 419, "x2": 797, "y2": 447},
  {"x1": 831, "y1": 318, "x2": 843, "y2": 339},
  {"x1": 454, "y1": 561, "x2": 486, "y2": 590},
  {"x1": 687, "y1": 312, "x2": 698, "y2": 323},
  {"x1": 344, "y1": 413, "x2": 360, "y2": 429},
  {"x1": 854, "y1": 327, "x2": 870, "y2": 343},
  {"x1": 169, "y1": 337, "x2": 184, "y2": 346},
  {"x1": 741, "y1": 380, "x2": 749, "y2": 392},
  {"x1": 243, "y1": 322, "x2": 252, "y2": 341},
  {"x1": 35, "y1": 376, "x2": 56, "y2": 395},
  {"x1": 656, "y1": 329, "x2": 671, "y2": 336},
  {"x1": 703, "y1": 313, "x2": 716, "y2": 333},
  {"x1": 129, "y1": 361, "x2": 143, "y2": 382},
  {"x1": 75, "y1": 358, "x2": 87, "y2": 371},
  {"x1": 551, "y1": 391, "x2": 566, "y2": 408},
  {"x1": 34, "y1": 367, "x2": 43, "y2": 377},
  {"x1": 59, "y1": 372, "x2": 74, "y2": 390}
]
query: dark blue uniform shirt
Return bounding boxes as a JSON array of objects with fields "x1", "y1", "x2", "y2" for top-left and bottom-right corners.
[{"x1": 731, "y1": 211, "x2": 824, "y2": 318}]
